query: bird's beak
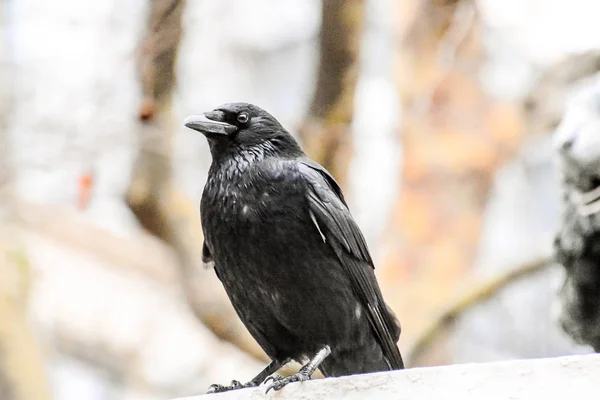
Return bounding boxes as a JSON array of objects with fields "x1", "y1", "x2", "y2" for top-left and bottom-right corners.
[{"x1": 184, "y1": 111, "x2": 237, "y2": 136}]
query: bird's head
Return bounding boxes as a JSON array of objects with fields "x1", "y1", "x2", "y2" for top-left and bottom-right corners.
[{"x1": 184, "y1": 102, "x2": 302, "y2": 160}]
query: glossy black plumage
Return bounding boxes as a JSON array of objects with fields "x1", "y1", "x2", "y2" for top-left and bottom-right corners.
[{"x1": 185, "y1": 103, "x2": 403, "y2": 393}]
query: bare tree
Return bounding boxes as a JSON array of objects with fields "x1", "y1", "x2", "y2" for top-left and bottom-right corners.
[
  {"x1": 124, "y1": 0, "x2": 268, "y2": 362},
  {"x1": 379, "y1": 0, "x2": 526, "y2": 364},
  {"x1": 300, "y1": 0, "x2": 365, "y2": 187}
]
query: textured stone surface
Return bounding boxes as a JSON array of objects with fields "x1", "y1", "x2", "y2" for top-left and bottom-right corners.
[{"x1": 175, "y1": 354, "x2": 600, "y2": 400}]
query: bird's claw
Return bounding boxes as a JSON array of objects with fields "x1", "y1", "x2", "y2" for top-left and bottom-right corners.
[
  {"x1": 263, "y1": 375, "x2": 276, "y2": 385},
  {"x1": 206, "y1": 380, "x2": 249, "y2": 394},
  {"x1": 264, "y1": 371, "x2": 311, "y2": 394},
  {"x1": 206, "y1": 384, "x2": 225, "y2": 394}
]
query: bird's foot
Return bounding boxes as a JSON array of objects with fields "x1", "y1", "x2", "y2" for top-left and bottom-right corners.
[
  {"x1": 263, "y1": 370, "x2": 311, "y2": 393},
  {"x1": 206, "y1": 380, "x2": 254, "y2": 394}
]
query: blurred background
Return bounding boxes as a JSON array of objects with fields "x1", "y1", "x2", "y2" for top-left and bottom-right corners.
[{"x1": 2, "y1": 0, "x2": 600, "y2": 399}]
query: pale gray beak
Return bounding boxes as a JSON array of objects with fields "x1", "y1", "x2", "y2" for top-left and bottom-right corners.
[{"x1": 184, "y1": 111, "x2": 238, "y2": 136}]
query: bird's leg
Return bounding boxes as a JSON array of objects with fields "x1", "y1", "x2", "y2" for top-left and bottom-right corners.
[
  {"x1": 264, "y1": 346, "x2": 331, "y2": 393},
  {"x1": 206, "y1": 359, "x2": 286, "y2": 394},
  {"x1": 250, "y1": 358, "x2": 291, "y2": 386}
]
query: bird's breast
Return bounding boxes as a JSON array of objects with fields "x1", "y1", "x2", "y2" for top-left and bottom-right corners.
[
  {"x1": 202, "y1": 163, "x2": 304, "y2": 242},
  {"x1": 203, "y1": 179, "x2": 283, "y2": 224},
  {"x1": 201, "y1": 164, "x2": 322, "y2": 279}
]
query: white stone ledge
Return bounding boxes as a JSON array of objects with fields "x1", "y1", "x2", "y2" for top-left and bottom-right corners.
[{"x1": 174, "y1": 354, "x2": 600, "y2": 400}]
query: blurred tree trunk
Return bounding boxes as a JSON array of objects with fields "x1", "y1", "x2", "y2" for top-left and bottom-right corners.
[
  {"x1": 379, "y1": 0, "x2": 524, "y2": 365},
  {"x1": 0, "y1": 7, "x2": 52, "y2": 396},
  {"x1": 125, "y1": 0, "x2": 268, "y2": 363},
  {"x1": 300, "y1": 0, "x2": 365, "y2": 187}
]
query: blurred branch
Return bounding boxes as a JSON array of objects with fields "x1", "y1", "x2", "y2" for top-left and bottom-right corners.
[
  {"x1": 300, "y1": 0, "x2": 365, "y2": 186},
  {"x1": 18, "y1": 201, "x2": 178, "y2": 283},
  {"x1": 53, "y1": 330, "x2": 134, "y2": 387},
  {"x1": 406, "y1": 257, "x2": 551, "y2": 366},
  {"x1": 125, "y1": 0, "x2": 268, "y2": 363},
  {"x1": 136, "y1": 0, "x2": 184, "y2": 122},
  {"x1": 523, "y1": 51, "x2": 600, "y2": 136},
  {"x1": 417, "y1": 0, "x2": 476, "y2": 115},
  {"x1": 18, "y1": 200, "x2": 309, "y2": 378}
]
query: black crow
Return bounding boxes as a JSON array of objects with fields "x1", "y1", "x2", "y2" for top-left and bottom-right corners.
[{"x1": 184, "y1": 103, "x2": 404, "y2": 393}]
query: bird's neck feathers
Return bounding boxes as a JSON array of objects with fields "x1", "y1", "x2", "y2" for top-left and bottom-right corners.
[
  {"x1": 205, "y1": 139, "x2": 302, "y2": 200},
  {"x1": 208, "y1": 136, "x2": 303, "y2": 171}
]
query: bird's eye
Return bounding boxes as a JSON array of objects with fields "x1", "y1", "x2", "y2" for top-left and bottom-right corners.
[{"x1": 237, "y1": 112, "x2": 249, "y2": 124}]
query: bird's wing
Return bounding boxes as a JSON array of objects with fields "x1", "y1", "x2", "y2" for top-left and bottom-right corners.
[{"x1": 298, "y1": 158, "x2": 404, "y2": 369}]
